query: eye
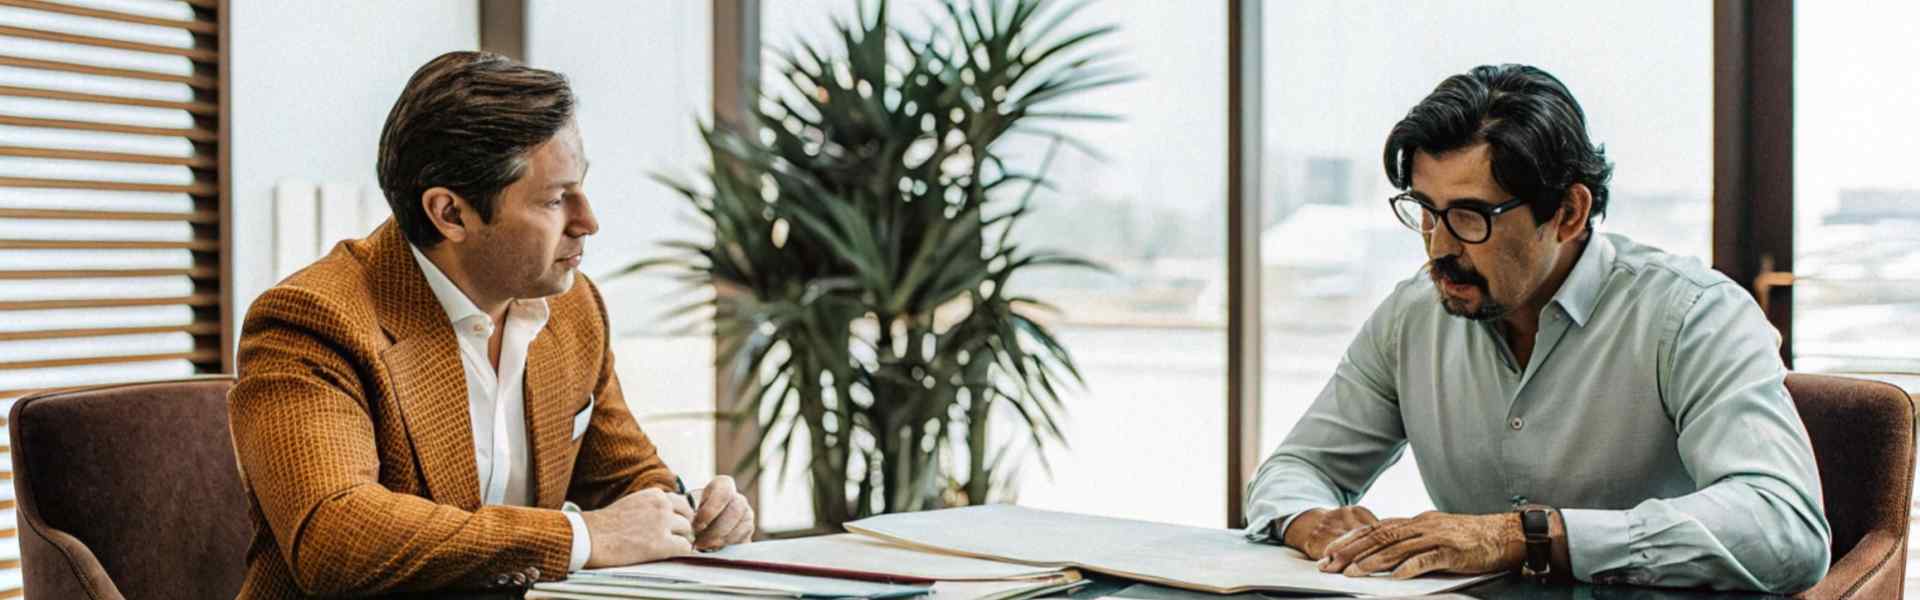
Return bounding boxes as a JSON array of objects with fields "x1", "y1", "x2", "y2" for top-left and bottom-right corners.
[{"x1": 545, "y1": 197, "x2": 564, "y2": 208}]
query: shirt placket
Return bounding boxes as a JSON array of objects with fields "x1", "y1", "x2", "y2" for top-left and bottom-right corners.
[{"x1": 1502, "y1": 307, "x2": 1574, "y2": 508}]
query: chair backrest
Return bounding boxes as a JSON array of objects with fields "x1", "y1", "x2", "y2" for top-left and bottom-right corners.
[
  {"x1": 1786, "y1": 373, "x2": 1915, "y2": 571},
  {"x1": 8, "y1": 377, "x2": 250, "y2": 600}
]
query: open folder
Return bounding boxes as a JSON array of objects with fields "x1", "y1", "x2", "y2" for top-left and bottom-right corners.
[
  {"x1": 844, "y1": 505, "x2": 1499, "y2": 597},
  {"x1": 532, "y1": 535, "x2": 1082, "y2": 600},
  {"x1": 527, "y1": 560, "x2": 931, "y2": 600}
]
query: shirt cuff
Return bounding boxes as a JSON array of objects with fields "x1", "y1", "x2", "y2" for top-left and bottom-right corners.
[
  {"x1": 1561, "y1": 508, "x2": 1634, "y2": 582},
  {"x1": 1242, "y1": 510, "x2": 1311, "y2": 547},
  {"x1": 562, "y1": 501, "x2": 591, "y2": 572}
]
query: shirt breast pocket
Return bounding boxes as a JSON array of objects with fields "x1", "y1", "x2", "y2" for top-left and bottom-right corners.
[{"x1": 571, "y1": 393, "x2": 595, "y2": 440}]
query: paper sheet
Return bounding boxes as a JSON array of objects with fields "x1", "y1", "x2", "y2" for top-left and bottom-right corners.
[
  {"x1": 689, "y1": 533, "x2": 1070, "y2": 582},
  {"x1": 540, "y1": 559, "x2": 929, "y2": 599},
  {"x1": 845, "y1": 505, "x2": 1498, "y2": 597}
]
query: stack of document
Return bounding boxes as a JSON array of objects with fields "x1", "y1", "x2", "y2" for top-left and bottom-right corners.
[
  {"x1": 844, "y1": 505, "x2": 1498, "y2": 597},
  {"x1": 530, "y1": 534, "x2": 1082, "y2": 600},
  {"x1": 534, "y1": 504, "x2": 1495, "y2": 599}
]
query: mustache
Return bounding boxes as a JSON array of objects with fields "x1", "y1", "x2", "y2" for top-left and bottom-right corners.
[{"x1": 1430, "y1": 255, "x2": 1486, "y2": 287}]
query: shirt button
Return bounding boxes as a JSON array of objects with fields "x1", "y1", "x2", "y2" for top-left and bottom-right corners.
[{"x1": 1510, "y1": 417, "x2": 1525, "y2": 430}]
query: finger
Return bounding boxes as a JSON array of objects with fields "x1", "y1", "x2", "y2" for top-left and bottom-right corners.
[
  {"x1": 696, "y1": 497, "x2": 748, "y2": 549},
  {"x1": 1391, "y1": 548, "x2": 1458, "y2": 580},
  {"x1": 1324, "y1": 521, "x2": 1418, "y2": 573},
  {"x1": 1348, "y1": 535, "x2": 1442, "y2": 577},
  {"x1": 1353, "y1": 506, "x2": 1380, "y2": 525},
  {"x1": 661, "y1": 533, "x2": 696, "y2": 558},
  {"x1": 666, "y1": 512, "x2": 694, "y2": 538},
  {"x1": 693, "y1": 488, "x2": 730, "y2": 531},
  {"x1": 720, "y1": 506, "x2": 755, "y2": 546},
  {"x1": 669, "y1": 492, "x2": 696, "y2": 520}
]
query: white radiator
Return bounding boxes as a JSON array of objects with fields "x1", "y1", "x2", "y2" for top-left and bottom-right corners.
[{"x1": 272, "y1": 179, "x2": 389, "y2": 280}]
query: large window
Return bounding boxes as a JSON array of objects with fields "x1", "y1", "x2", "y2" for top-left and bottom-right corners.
[
  {"x1": 759, "y1": 0, "x2": 1228, "y2": 529},
  {"x1": 1791, "y1": 2, "x2": 1920, "y2": 374},
  {"x1": 1256, "y1": 1, "x2": 1713, "y2": 519},
  {"x1": 1791, "y1": 3, "x2": 1920, "y2": 595}
]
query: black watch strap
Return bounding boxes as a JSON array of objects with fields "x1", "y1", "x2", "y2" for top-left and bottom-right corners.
[{"x1": 1518, "y1": 505, "x2": 1554, "y2": 582}]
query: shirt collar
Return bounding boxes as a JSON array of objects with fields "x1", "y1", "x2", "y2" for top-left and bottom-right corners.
[
  {"x1": 1547, "y1": 232, "x2": 1613, "y2": 328},
  {"x1": 407, "y1": 244, "x2": 550, "y2": 338}
]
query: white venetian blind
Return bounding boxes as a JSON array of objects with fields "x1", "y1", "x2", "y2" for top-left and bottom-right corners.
[{"x1": 0, "y1": 0, "x2": 228, "y2": 595}]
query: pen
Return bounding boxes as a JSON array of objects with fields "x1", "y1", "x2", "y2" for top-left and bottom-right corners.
[{"x1": 676, "y1": 475, "x2": 699, "y2": 513}]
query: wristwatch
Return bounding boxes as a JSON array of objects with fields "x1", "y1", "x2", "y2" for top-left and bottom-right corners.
[{"x1": 1516, "y1": 504, "x2": 1555, "y2": 582}]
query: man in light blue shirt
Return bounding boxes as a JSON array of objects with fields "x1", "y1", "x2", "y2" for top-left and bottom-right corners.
[{"x1": 1243, "y1": 64, "x2": 1829, "y2": 594}]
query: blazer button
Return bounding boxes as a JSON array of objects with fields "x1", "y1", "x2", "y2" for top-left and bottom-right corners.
[
  {"x1": 512, "y1": 572, "x2": 529, "y2": 586},
  {"x1": 1509, "y1": 417, "x2": 1524, "y2": 430},
  {"x1": 494, "y1": 574, "x2": 512, "y2": 587},
  {"x1": 526, "y1": 566, "x2": 542, "y2": 580}
]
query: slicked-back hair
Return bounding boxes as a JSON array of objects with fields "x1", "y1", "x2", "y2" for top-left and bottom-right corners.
[
  {"x1": 1383, "y1": 64, "x2": 1614, "y2": 226},
  {"x1": 377, "y1": 51, "x2": 575, "y2": 247}
]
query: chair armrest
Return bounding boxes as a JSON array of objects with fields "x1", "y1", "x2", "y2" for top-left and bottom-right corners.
[
  {"x1": 1797, "y1": 529, "x2": 1904, "y2": 600},
  {"x1": 18, "y1": 519, "x2": 125, "y2": 600}
]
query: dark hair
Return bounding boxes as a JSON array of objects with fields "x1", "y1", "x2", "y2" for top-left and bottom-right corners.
[
  {"x1": 377, "y1": 51, "x2": 575, "y2": 247},
  {"x1": 1383, "y1": 64, "x2": 1613, "y2": 226}
]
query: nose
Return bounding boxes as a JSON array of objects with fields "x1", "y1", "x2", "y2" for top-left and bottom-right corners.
[
  {"x1": 567, "y1": 192, "x2": 598, "y2": 238},
  {"x1": 1425, "y1": 221, "x2": 1462, "y2": 257}
]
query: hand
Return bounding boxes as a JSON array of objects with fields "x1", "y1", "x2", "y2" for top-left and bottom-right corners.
[
  {"x1": 692, "y1": 475, "x2": 755, "y2": 551},
  {"x1": 580, "y1": 489, "x2": 696, "y2": 568},
  {"x1": 1283, "y1": 506, "x2": 1380, "y2": 559},
  {"x1": 1320, "y1": 511, "x2": 1524, "y2": 579}
]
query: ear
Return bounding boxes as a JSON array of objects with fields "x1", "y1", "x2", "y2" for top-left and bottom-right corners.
[
  {"x1": 1555, "y1": 184, "x2": 1593, "y2": 243},
  {"x1": 420, "y1": 187, "x2": 474, "y2": 243}
]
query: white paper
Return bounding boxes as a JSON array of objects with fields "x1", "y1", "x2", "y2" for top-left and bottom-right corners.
[
  {"x1": 846, "y1": 505, "x2": 1498, "y2": 597},
  {"x1": 543, "y1": 559, "x2": 929, "y2": 599},
  {"x1": 695, "y1": 533, "x2": 1068, "y2": 581}
]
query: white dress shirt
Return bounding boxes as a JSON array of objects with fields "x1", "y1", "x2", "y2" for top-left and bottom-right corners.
[{"x1": 410, "y1": 245, "x2": 592, "y2": 571}]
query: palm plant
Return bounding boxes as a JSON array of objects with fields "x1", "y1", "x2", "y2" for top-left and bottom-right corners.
[{"x1": 626, "y1": 0, "x2": 1129, "y2": 528}]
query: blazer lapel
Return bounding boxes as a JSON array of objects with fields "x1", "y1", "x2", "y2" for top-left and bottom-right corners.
[
  {"x1": 365, "y1": 221, "x2": 482, "y2": 511},
  {"x1": 524, "y1": 325, "x2": 579, "y2": 509}
]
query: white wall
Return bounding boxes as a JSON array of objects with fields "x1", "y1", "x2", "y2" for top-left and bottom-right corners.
[{"x1": 229, "y1": 0, "x2": 479, "y2": 327}]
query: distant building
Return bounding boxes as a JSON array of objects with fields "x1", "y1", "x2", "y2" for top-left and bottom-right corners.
[{"x1": 1824, "y1": 188, "x2": 1920, "y2": 225}]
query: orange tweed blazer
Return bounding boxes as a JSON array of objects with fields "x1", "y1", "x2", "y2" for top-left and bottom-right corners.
[{"x1": 229, "y1": 221, "x2": 677, "y2": 598}]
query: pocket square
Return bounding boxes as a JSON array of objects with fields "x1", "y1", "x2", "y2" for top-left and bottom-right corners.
[{"x1": 570, "y1": 394, "x2": 595, "y2": 440}]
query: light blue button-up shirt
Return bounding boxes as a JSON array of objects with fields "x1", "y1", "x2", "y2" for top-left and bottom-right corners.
[{"x1": 1243, "y1": 233, "x2": 1830, "y2": 593}]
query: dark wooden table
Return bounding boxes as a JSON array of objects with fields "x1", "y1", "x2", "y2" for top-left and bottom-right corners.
[{"x1": 1058, "y1": 573, "x2": 1786, "y2": 599}]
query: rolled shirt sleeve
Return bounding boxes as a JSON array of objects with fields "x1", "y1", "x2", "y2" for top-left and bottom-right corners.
[{"x1": 1244, "y1": 281, "x2": 1412, "y2": 542}]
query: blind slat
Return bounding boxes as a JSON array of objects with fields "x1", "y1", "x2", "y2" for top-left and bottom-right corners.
[
  {"x1": 0, "y1": 176, "x2": 215, "y2": 195},
  {"x1": 0, "y1": 267, "x2": 215, "y2": 279},
  {"x1": 0, "y1": 322, "x2": 216, "y2": 342},
  {"x1": 0, "y1": 239, "x2": 216, "y2": 250},
  {"x1": 0, "y1": 146, "x2": 212, "y2": 168},
  {"x1": 0, "y1": 53, "x2": 214, "y2": 89},
  {"x1": 0, "y1": 24, "x2": 216, "y2": 62},
  {"x1": 0, "y1": 349, "x2": 217, "y2": 371},
  {"x1": 0, "y1": 0, "x2": 217, "y2": 35},
  {"x1": 0, "y1": 84, "x2": 215, "y2": 115},
  {"x1": 0, "y1": 114, "x2": 215, "y2": 141},
  {"x1": 0, "y1": 207, "x2": 215, "y2": 222},
  {"x1": 0, "y1": 293, "x2": 218, "y2": 311}
]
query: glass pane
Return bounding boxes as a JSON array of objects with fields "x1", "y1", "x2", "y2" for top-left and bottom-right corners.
[
  {"x1": 1258, "y1": 1, "x2": 1712, "y2": 519},
  {"x1": 525, "y1": 0, "x2": 719, "y2": 489},
  {"x1": 761, "y1": 0, "x2": 1227, "y2": 529},
  {"x1": 1792, "y1": 2, "x2": 1920, "y2": 374}
]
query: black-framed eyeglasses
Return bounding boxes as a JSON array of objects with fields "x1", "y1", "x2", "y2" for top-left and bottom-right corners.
[{"x1": 1388, "y1": 192, "x2": 1529, "y2": 244}]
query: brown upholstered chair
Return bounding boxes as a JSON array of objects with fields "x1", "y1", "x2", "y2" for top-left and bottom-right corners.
[
  {"x1": 8, "y1": 376, "x2": 250, "y2": 600},
  {"x1": 1791, "y1": 373, "x2": 1916, "y2": 600}
]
